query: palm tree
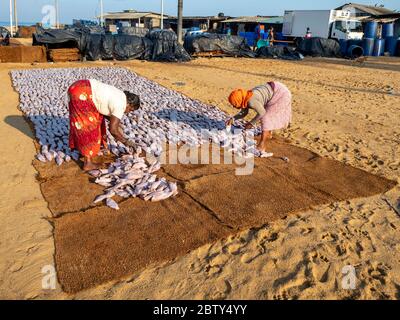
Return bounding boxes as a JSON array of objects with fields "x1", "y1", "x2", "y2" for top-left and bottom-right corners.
[{"x1": 177, "y1": 0, "x2": 183, "y2": 43}]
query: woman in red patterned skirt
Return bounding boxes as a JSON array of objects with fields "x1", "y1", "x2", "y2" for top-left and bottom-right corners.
[{"x1": 68, "y1": 79, "x2": 140, "y2": 171}]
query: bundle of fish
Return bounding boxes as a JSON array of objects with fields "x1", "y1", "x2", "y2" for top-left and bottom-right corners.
[{"x1": 11, "y1": 67, "x2": 266, "y2": 209}]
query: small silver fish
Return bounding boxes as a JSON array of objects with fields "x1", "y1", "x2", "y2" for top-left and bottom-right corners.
[
  {"x1": 106, "y1": 198, "x2": 120, "y2": 210},
  {"x1": 94, "y1": 191, "x2": 116, "y2": 204},
  {"x1": 124, "y1": 171, "x2": 144, "y2": 180},
  {"x1": 168, "y1": 182, "x2": 178, "y2": 195},
  {"x1": 71, "y1": 153, "x2": 80, "y2": 161},
  {"x1": 36, "y1": 154, "x2": 47, "y2": 163},
  {"x1": 150, "y1": 190, "x2": 174, "y2": 202},
  {"x1": 88, "y1": 169, "x2": 102, "y2": 178},
  {"x1": 260, "y1": 152, "x2": 274, "y2": 158},
  {"x1": 55, "y1": 156, "x2": 64, "y2": 166},
  {"x1": 43, "y1": 151, "x2": 53, "y2": 161}
]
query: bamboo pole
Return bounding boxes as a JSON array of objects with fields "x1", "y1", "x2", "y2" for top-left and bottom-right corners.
[
  {"x1": 100, "y1": 0, "x2": 104, "y2": 27},
  {"x1": 9, "y1": 0, "x2": 13, "y2": 37},
  {"x1": 160, "y1": 0, "x2": 164, "y2": 29},
  {"x1": 14, "y1": 0, "x2": 18, "y2": 35}
]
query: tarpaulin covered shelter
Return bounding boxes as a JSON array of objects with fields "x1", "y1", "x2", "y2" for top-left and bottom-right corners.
[
  {"x1": 0, "y1": 27, "x2": 11, "y2": 46},
  {"x1": 85, "y1": 34, "x2": 153, "y2": 61},
  {"x1": 148, "y1": 30, "x2": 191, "y2": 62},
  {"x1": 256, "y1": 46, "x2": 304, "y2": 60},
  {"x1": 33, "y1": 26, "x2": 87, "y2": 50},
  {"x1": 296, "y1": 37, "x2": 342, "y2": 57},
  {"x1": 33, "y1": 27, "x2": 190, "y2": 62},
  {"x1": 184, "y1": 33, "x2": 255, "y2": 57}
]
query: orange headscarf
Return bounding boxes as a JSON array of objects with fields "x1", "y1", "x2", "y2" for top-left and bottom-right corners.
[{"x1": 228, "y1": 89, "x2": 253, "y2": 109}]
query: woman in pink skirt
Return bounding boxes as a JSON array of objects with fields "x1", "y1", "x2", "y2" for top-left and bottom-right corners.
[{"x1": 227, "y1": 82, "x2": 292, "y2": 152}]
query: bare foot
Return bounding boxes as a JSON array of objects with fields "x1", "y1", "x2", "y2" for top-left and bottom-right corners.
[
  {"x1": 83, "y1": 162, "x2": 101, "y2": 171},
  {"x1": 257, "y1": 142, "x2": 267, "y2": 153}
]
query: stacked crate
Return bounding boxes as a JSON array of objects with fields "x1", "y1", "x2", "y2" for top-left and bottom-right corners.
[{"x1": 48, "y1": 48, "x2": 81, "y2": 62}]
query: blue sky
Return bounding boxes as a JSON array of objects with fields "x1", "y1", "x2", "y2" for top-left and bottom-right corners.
[{"x1": 0, "y1": 0, "x2": 399, "y2": 23}]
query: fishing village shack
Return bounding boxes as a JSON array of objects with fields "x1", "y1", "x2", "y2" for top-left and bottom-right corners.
[
  {"x1": 335, "y1": 3, "x2": 395, "y2": 18},
  {"x1": 336, "y1": 3, "x2": 400, "y2": 37},
  {"x1": 168, "y1": 13, "x2": 231, "y2": 33},
  {"x1": 221, "y1": 16, "x2": 283, "y2": 35},
  {"x1": 103, "y1": 10, "x2": 169, "y2": 30},
  {"x1": 335, "y1": 3, "x2": 399, "y2": 31}
]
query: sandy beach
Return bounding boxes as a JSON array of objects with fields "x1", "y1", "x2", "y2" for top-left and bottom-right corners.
[{"x1": 0, "y1": 56, "x2": 399, "y2": 300}]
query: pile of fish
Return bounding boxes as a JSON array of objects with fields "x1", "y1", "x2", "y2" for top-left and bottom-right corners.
[
  {"x1": 91, "y1": 153, "x2": 178, "y2": 210},
  {"x1": 11, "y1": 67, "x2": 265, "y2": 209}
]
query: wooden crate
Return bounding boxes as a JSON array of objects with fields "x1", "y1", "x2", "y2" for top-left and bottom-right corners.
[
  {"x1": 0, "y1": 46, "x2": 47, "y2": 63},
  {"x1": 48, "y1": 48, "x2": 81, "y2": 62}
]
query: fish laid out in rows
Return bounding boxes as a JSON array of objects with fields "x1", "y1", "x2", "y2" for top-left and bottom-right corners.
[
  {"x1": 11, "y1": 67, "x2": 262, "y2": 161},
  {"x1": 11, "y1": 67, "x2": 263, "y2": 209}
]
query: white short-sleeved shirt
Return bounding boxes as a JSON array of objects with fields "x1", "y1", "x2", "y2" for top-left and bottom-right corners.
[{"x1": 89, "y1": 79, "x2": 127, "y2": 119}]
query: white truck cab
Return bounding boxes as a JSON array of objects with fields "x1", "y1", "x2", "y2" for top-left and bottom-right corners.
[{"x1": 283, "y1": 10, "x2": 364, "y2": 41}]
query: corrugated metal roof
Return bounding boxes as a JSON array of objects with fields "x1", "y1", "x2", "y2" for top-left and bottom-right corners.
[
  {"x1": 103, "y1": 11, "x2": 168, "y2": 20},
  {"x1": 221, "y1": 16, "x2": 283, "y2": 24},
  {"x1": 336, "y1": 3, "x2": 395, "y2": 16},
  {"x1": 180, "y1": 16, "x2": 230, "y2": 20}
]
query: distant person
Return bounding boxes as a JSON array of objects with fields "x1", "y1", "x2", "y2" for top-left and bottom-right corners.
[
  {"x1": 254, "y1": 24, "x2": 265, "y2": 51},
  {"x1": 67, "y1": 79, "x2": 140, "y2": 171},
  {"x1": 164, "y1": 23, "x2": 175, "y2": 33},
  {"x1": 268, "y1": 26, "x2": 275, "y2": 46},
  {"x1": 305, "y1": 27, "x2": 312, "y2": 38},
  {"x1": 226, "y1": 82, "x2": 292, "y2": 152},
  {"x1": 255, "y1": 23, "x2": 264, "y2": 40}
]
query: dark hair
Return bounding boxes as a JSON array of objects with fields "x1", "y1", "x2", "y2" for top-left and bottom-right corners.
[{"x1": 124, "y1": 91, "x2": 141, "y2": 110}]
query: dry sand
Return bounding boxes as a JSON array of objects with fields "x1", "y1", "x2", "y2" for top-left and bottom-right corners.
[{"x1": 0, "y1": 56, "x2": 399, "y2": 300}]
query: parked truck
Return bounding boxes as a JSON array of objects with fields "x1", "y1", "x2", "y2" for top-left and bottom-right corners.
[{"x1": 283, "y1": 10, "x2": 364, "y2": 41}]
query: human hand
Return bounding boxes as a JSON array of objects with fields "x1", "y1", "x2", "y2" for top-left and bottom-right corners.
[
  {"x1": 102, "y1": 148, "x2": 111, "y2": 156},
  {"x1": 125, "y1": 140, "x2": 136, "y2": 148},
  {"x1": 225, "y1": 118, "x2": 234, "y2": 127}
]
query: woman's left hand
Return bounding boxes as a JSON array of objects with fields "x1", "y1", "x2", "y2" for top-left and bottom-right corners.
[{"x1": 244, "y1": 122, "x2": 254, "y2": 130}]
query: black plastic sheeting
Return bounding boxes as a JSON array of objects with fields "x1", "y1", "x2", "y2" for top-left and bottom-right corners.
[
  {"x1": 256, "y1": 46, "x2": 304, "y2": 61},
  {"x1": 71, "y1": 25, "x2": 105, "y2": 35},
  {"x1": 296, "y1": 37, "x2": 342, "y2": 58},
  {"x1": 148, "y1": 30, "x2": 191, "y2": 62},
  {"x1": 113, "y1": 35, "x2": 153, "y2": 61},
  {"x1": 184, "y1": 34, "x2": 255, "y2": 58},
  {"x1": 84, "y1": 34, "x2": 153, "y2": 61},
  {"x1": 0, "y1": 27, "x2": 11, "y2": 46},
  {"x1": 0, "y1": 26, "x2": 10, "y2": 38},
  {"x1": 33, "y1": 26, "x2": 87, "y2": 50},
  {"x1": 33, "y1": 28, "x2": 190, "y2": 62}
]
